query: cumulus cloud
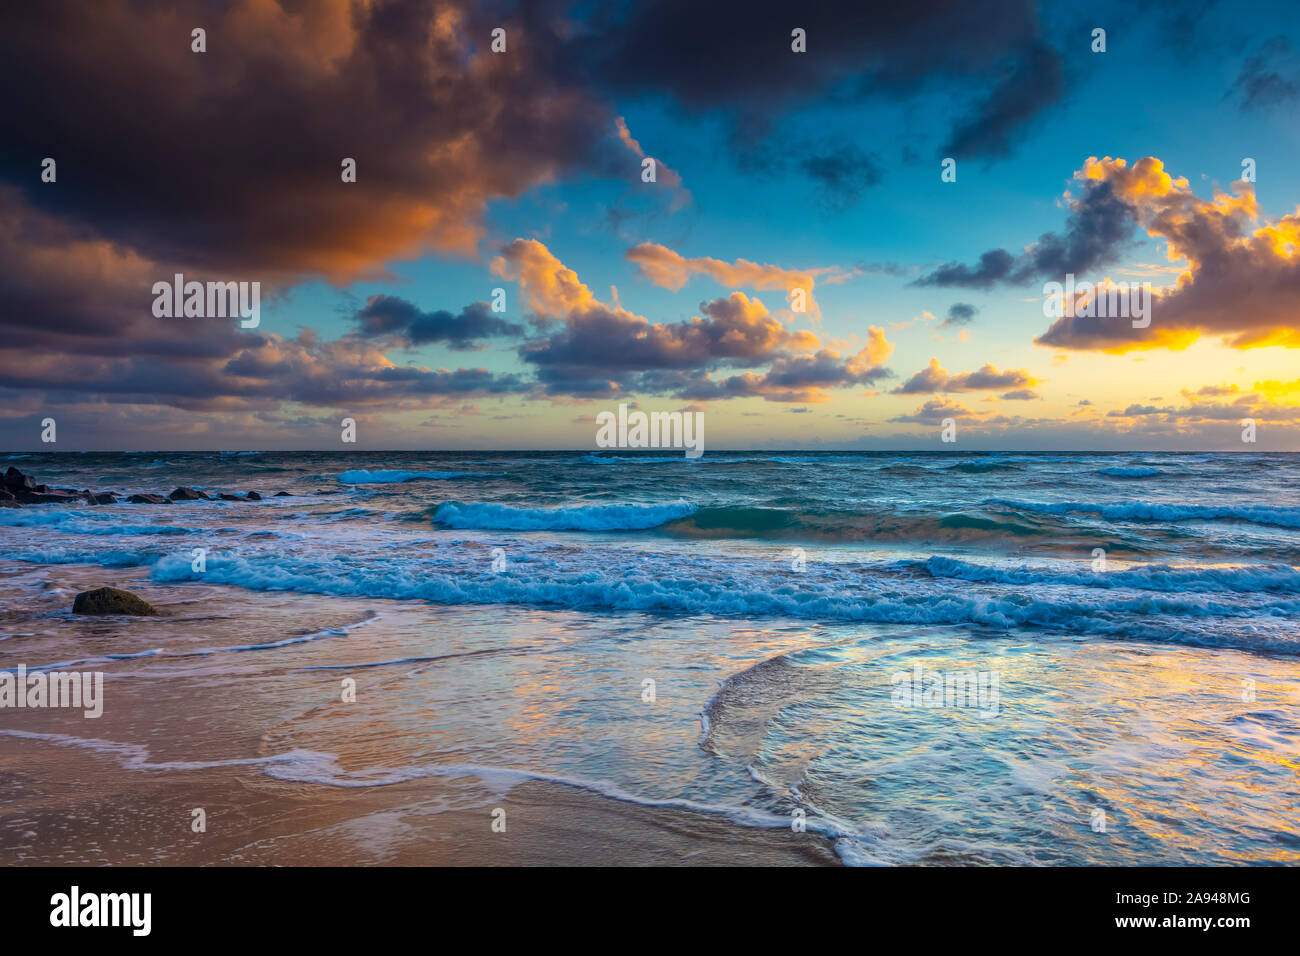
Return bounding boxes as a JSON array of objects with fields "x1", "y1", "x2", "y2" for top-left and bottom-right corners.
[
  {"x1": 1035, "y1": 156, "x2": 1300, "y2": 351},
  {"x1": 492, "y1": 239, "x2": 891, "y2": 400},
  {"x1": 913, "y1": 154, "x2": 1300, "y2": 353},
  {"x1": 893, "y1": 358, "x2": 1038, "y2": 394}
]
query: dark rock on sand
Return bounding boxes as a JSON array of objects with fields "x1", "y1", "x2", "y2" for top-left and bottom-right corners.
[
  {"x1": 72, "y1": 586, "x2": 158, "y2": 616},
  {"x1": 169, "y1": 486, "x2": 209, "y2": 501},
  {"x1": 274, "y1": 491, "x2": 292, "y2": 497},
  {"x1": 126, "y1": 493, "x2": 169, "y2": 504},
  {"x1": 245, "y1": 491, "x2": 262, "y2": 500}
]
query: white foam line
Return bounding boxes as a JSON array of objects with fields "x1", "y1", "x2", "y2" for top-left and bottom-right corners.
[
  {"x1": 0, "y1": 728, "x2": 875, "y2": 861},
  {"x1": 4, "y1": 612, "x2": 380, "y2": 672}
]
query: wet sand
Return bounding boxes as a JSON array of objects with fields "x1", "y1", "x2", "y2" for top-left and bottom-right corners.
[{"x1": 0, "y1": 733, "x2": 838, "y2": 866}]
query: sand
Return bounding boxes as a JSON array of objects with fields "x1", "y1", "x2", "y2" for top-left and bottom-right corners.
[{"x1": 0, "y1": 732, "x2": 838, "y2": 866}]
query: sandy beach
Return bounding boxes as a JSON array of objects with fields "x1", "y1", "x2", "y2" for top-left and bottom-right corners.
[{"x1": 0, "y1": 559, "x2": 838, "y2": 866}]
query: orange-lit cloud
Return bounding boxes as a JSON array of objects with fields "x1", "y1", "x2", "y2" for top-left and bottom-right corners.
[
  {"x1": 625, "y1": 242, "x2": 856, "y2": 317},
  {"x1": 492, "y1": 238, "x2": 890, "y2": 401},
  {"x1": 1038, "y1": 157, "x2": 1300, "y2": 352}
]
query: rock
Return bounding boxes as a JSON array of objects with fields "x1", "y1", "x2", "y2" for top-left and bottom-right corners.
[
  {"x1": 72, "y1": 587, "x2": 158, "y2": 616},
  {"x1": 168, "y1": 487, "x2": 209, "y2": 501},
  {"x1": 126, "y1": 493, "x2": 169, "y2": 504},
  {"x1": 274, "y1": 491, "x2": 291, "y2": 497},
  {"x1": 15, "y1": 490, "x2": 83, "y2": 505},
  {"x1": 91, "y1": 492, "x2": 118, "y2": 505},
  {"x1": 218, "y1": 493, "x2": 242, "y2": 501},
  {"x1": 0, "y1": 469, "x2": 107, "y2": 506},
  {"x1": 245, "y1": 490, "x2": 262, "y2": 500},
  {"x1": 4, "y1": 466, "x2": 35, "y2": 491}
]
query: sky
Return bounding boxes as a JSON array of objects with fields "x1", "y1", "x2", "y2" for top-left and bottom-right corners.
[{"x1": 2, "y1": 0, "x2": 1299, "y2": 451}]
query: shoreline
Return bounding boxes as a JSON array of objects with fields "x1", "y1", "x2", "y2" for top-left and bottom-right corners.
[
  {"x1": 0, "y1": 559, "x2": 842, "y2": 867},
  {"x1": 0, "y1": 732, "x2": 840, "y2": 866}
]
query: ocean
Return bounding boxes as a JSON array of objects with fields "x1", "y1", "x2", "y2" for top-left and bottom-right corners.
[{"x1": 2, "y1": 450, "x2": 1298, "y2": 865}]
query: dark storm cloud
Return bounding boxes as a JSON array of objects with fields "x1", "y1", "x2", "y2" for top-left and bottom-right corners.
[
  {"x1": 0, "y1": 0, "x2": 615, "y2": 278},
  {"x1": 354, "y1": 296, "x2": 524, "y2": 349},
  {"x1": 575, "y1": 0, "x2": 1064, "y2": 162},
  {"x1": 942, "y1": 41, "x2": 1064, "y2": 158}
]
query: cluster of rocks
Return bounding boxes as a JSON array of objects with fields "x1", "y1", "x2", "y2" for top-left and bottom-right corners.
[{"x1": 1, "y1": 466, "x2": 292, "y2": 508}]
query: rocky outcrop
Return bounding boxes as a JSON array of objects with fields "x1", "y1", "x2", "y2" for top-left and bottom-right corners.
[
  {"x1": 4, "y1": 467, "x2": 95, "y2": 504},
  {"x1": 72, "y1": 586, "x2": 158, "y2": 616},
  {"x1": 2, "y1": 465, "x2": 270, "y2": 507},
  {"x1": 168, "y1": 486, "x2": 209, "y2": 501}
]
